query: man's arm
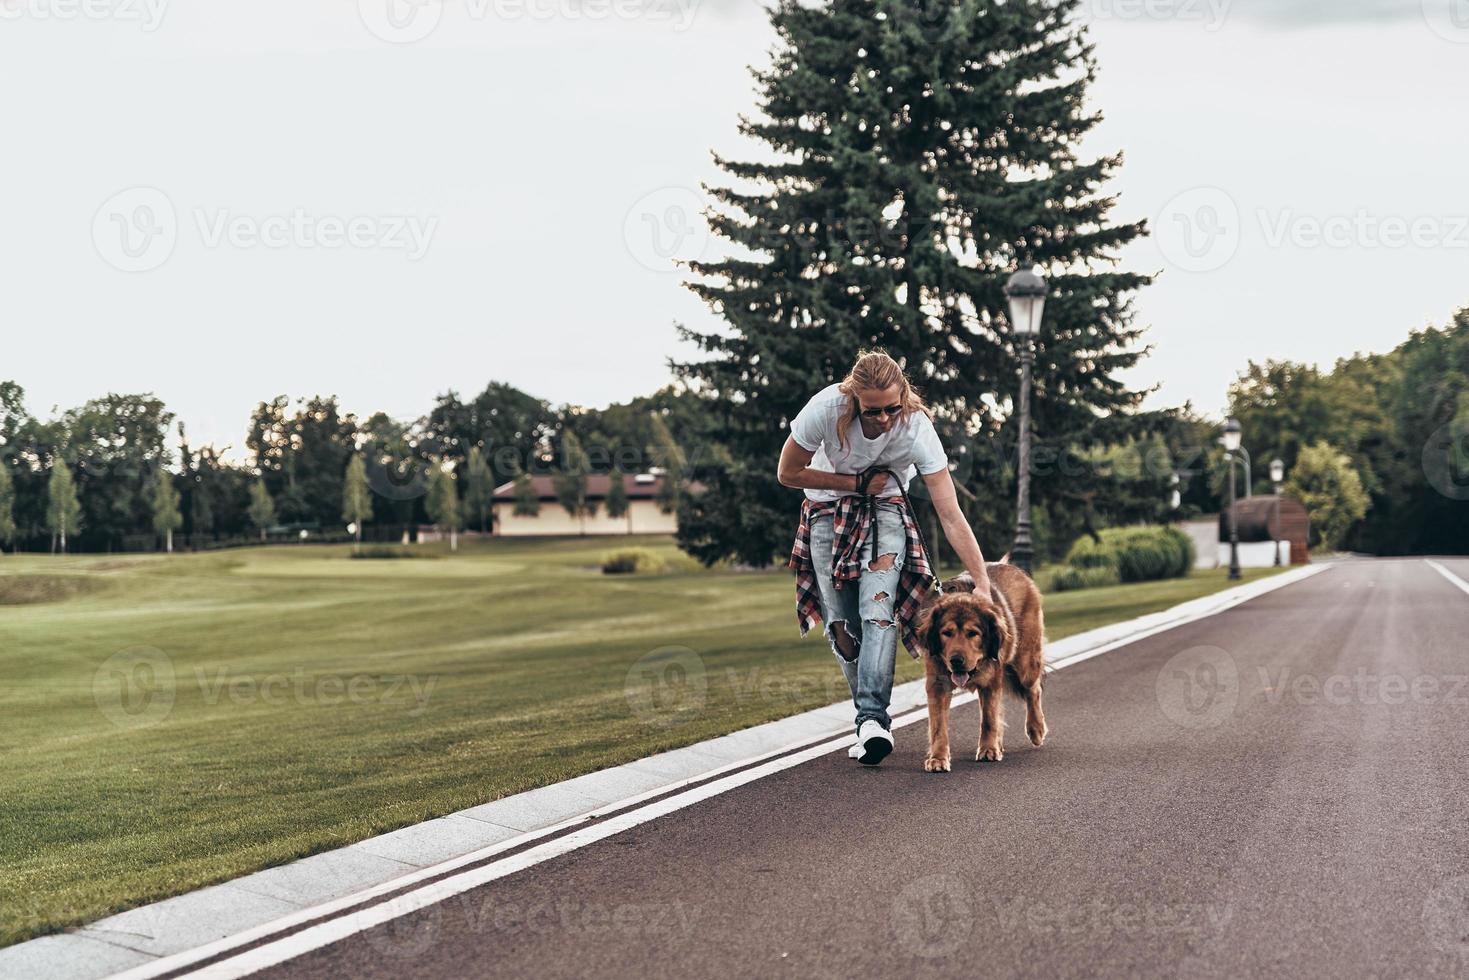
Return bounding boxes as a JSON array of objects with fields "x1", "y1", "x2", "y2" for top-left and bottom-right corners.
[
  {"x1": 777, "y1": 436, "x2": 886, "y2": 494},
  {"x1": 921, "y1": 467, "x2": 992, "y2": 593}
]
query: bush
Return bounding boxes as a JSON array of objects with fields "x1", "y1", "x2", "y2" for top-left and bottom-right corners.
[
  {"x1": 1047, "y1": 564, "x2": 1122, "y2": 592},
  {"x1": 1063, "y1": 526, "x2": 1195, "y2": 584},
  {"x1": 601, "y1": 548, "x2": 667, "y2": 575},
  {"x1": 350, "y1": 546, "x2": 430, "y2": 560}
]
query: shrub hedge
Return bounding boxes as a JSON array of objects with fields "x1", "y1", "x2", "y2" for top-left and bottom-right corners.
[
  {"x1": 600, "y1": 548, "x2": 667, "y2": 575},
  {"x1": 1045, "y1": 526, "x2": 1196, "y2": 592},
  {"x1": 1064, "y1": 526, "x2": 1196, "y2": 584},
  {"x1": 350, "y1": 546, "x2": 431, "y2": 560},
  {"x1": 1048, "y1": 564, "x2": 1122, "y2": 592}
]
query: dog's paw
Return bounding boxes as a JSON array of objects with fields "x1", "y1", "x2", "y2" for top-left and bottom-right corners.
[
  {"x1": 976, "y1": 744, "x2": 1004, "y2": 762},
  {"x1": 1027, "y1": 721, "x2": 1047, "y2": 747},
  {"x1": 924, "y1": 756, "x2": 951, "y2": 773}
]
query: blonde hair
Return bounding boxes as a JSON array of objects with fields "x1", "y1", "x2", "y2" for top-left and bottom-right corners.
[{"x1": 835, "y1": 348, "x2": 933, "y2": 455}]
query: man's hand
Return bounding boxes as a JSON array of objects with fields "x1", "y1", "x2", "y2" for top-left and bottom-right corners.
[
  {"x1": 922, "y1": 468, "x2": 994, "y2": 595},
  {"x1": 854, "y1": 468, "x2": 889, "y2": 495}
]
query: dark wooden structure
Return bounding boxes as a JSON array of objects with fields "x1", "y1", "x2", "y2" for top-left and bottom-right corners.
[{"x1": 1219, "y1": 496, "x2": 1310, "y2": 565}]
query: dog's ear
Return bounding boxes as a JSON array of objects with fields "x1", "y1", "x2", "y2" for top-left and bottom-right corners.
[
  {"x1": 982, "y1": 609, "x2": 1006, "y2": 660},
  {"x1": 916, "y1": 599, "x2": 945, "y2": 656}
]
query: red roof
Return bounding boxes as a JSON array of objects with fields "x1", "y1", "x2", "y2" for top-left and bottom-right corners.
[{"x1": 492, "y1": 473, "x2": 702, "y2": 502}]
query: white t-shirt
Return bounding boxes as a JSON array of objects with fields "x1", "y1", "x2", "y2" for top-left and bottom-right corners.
[{"x1": 789, "y1": 383, "x2": 949, "y2": 502}]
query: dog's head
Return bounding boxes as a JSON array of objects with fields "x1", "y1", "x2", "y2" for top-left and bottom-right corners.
[{"x1": 917, "y1": 589, "x2": 1010, "y2": 688}]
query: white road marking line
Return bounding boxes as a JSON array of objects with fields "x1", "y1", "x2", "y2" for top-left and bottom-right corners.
[
  {"x1": 121, "y1": 697, "x2": 976, "y2": 980},
  {"x1": 112, "y1": 564, "x2": 1328, "y2": 980},
  {"x1": 103, "y1": 722, "x2": 867, "y2": 980},
  {"x1": 180, "y1": 723, "x2": 957, "y2": 980},
  {"x1": 1426, "y1": 559, "x2": 1469, "y2": 596}
]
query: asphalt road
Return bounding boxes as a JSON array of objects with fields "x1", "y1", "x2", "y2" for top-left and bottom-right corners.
[{"x1": 254, "y1": 559, "x2": 1469, "y2": 980}]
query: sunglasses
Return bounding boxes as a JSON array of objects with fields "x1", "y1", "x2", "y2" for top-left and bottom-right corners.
[{"x1": 860, "y1": 403, "x2": 903, "y2": 418}]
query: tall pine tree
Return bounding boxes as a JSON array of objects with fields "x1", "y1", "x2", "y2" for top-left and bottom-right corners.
[
  {"x1": 46, "y1": 459, "x2": 82, "y2": 554},
  {"x1": 247, "y1": 478, "x2": 276, "y2": 542},
  {"x1": 462, "y1": 446, "x2": 494, "y2": 533},
  {"x1": 150, "y1": 467, "x2": 182, "y2": 554},
  {"x1": 673, "y1": 0, "x2": 1151, "y2": 566},
  {"x1": 342, "y1": 453, "x2": 373, "y2": 550}
]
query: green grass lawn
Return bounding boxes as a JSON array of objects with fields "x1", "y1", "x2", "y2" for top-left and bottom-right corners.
[{"x1": 0, "y1": 538, "x2": 1284, "y2": 946}]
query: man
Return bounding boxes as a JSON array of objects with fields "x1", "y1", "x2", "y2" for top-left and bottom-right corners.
[{"x1": 780, "y1": 349, "x2": 992, "y2": 766}]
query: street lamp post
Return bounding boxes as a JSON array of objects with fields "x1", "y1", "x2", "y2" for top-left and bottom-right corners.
[
  {"x1": 1223, "y1": 418, "x2": 1242, "y2": 581},
  {"x1": 1005, "y1": 264, "x2": 1048, "y2": 577},
  {"x1": 1271, "y1": 457, "x2": 1285, "y2": 567}
]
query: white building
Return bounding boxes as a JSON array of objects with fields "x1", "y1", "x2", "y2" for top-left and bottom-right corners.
[{"x1": 489, "y1": 472, "x2": 697, "y2": 537}]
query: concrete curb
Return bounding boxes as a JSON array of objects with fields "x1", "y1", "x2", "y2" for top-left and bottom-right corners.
[{"x1": 2, "y1": 563, "x2": 1329, "y2": 980}]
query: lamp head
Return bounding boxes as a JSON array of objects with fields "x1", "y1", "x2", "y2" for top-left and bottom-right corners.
[
  {"x1": 1004, "y1": 265, "x2": 1048, "y2": 337},
  {"x1": 1222, "y1": 417, "x2": 1242, "y2": 453}
]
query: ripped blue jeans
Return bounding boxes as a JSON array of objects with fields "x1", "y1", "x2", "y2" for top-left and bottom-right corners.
[{"x1": 808, "y1": 500, "x2": 906, "y2": 733}]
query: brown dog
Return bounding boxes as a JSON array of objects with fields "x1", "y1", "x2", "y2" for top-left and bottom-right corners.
[{"x1": 915, "y1": 563, "x2": 1047, "y2": 772}]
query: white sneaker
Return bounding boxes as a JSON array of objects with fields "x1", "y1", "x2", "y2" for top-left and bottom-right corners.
[
  {"x1": 856, "y1": 720, "x2": 894, "y2": 766},
  {"x1": 848, "y1": 738, "x2": 862, "y2": 759}
]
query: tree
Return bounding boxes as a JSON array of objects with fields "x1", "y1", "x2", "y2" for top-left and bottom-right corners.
[
  {"x1": 1228, "y1": 359, "x2": 1384, "y2": 496},
  {"x1": 248, "y1": 478, "x2": 276, "y2": 542},
  {"x1": 673, "y1": 0, "x2": 1151, "y2": 566},
  {"x1": 0, "y1": 459, "x2": 14, "y2": 553},
  {"x1": 426, "y1": 459, "x2": 461, "y2": 551},
  {"x1": 553, "y1": 430, "x2": 591, "y2": 533},
  {"x1": 342, "y1": 453, "x2": 373, "y2": 550},
  {"x1": 462, "y1": 446, "x2": 494, "y2": 533},
  {"x1": 1214, "y1": 309, "x2": 1469, "y2": 555},
  {"x1": 63, "y1": 393, "x2": 174, "y2": 551},
  {"x1": 424, "y1": 382, "x2": 554, "y2": 482},
  {"x1": 357, "y1": 412, "x2": 420, "y2": 538},
  {"x1": 150, "y1": 467, "x2": 182, "y2": 553},
  {"x1": 248, "y1": 395, "x2": 356, "y2": 528},
  {"x1": 606, "y1": 465, "x2": 629, "y2": 527},
  {"x1": 0, "y1": 381, "x2": 25, "y2": 449},
  {"x1": 1050, "y1": 433, "x2": 1176, "y2": 553},
  {"x1": 1284, "y1": 442, "x2": 1369, "y2": 552},
  {"x1": 46, "y1": 459, "x2": 82, "y2": 554},
  {"x1": 1354, "y1": 315, "x2": 1469, "y2": 554},
  {"x1": 512, "y1": 469, "x2": 539, "y2": 517},
  {"x1": 647, "y1": 413, "x2": 686, "y2": 515},
  {"x1": 186, "y1": 445, "x2": 219, "y2": 545},
  {"x1": 179, "y1": 424, "x2": 204, "y2": 547}
]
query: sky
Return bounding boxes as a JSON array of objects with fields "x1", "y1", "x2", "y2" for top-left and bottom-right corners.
[{"x1": 2, "y1": 0, "x2": 1466, "y2": 457}]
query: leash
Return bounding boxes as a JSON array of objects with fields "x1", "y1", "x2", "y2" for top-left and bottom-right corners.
[{"x1": 857, "y1": 466, "x2": 945, "y2": 596}]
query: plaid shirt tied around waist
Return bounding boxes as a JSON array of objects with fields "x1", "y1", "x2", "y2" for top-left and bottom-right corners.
[{"x1": 788, "y1": 494, "x2": 937, "y2": 661}]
